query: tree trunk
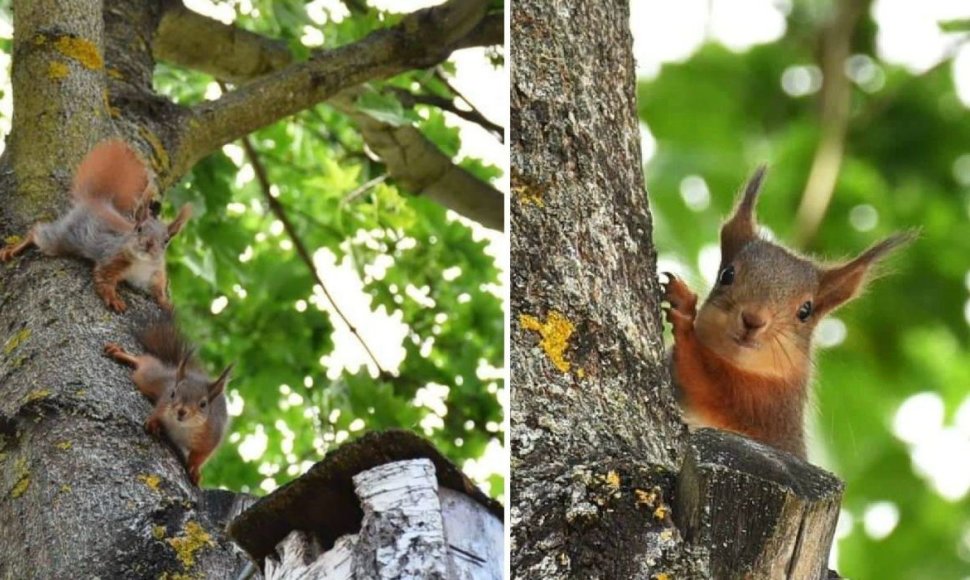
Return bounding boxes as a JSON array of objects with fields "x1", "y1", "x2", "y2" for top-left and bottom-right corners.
[
  {"x1": 510, "y1": 1, "x2": 842, "y2": 578},
  {"x1": 0, "y1": 1, "x2": 499, "y2": 577}
]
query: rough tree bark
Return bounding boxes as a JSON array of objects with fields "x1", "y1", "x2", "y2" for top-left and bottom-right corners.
[
  {"x1": 511, "y1": 1, "x2": 842, "y2": 578},
  {"x1": 0, "y1": 1, "x2": 501, "y2": 577}
]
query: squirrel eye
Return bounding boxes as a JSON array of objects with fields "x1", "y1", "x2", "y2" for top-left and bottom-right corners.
[
  {"x1": 797, "y1": 301, "x2": 813, "y2": 322},
  {"x1": 718, "y1": 265, "x2": 735, "y2": 286},
  {"x1": 170, "y1": 390, "x2": 175, "y2": 399},
  {"x1": 200, "y1": 400, "x2": 207, "y2": 409}
]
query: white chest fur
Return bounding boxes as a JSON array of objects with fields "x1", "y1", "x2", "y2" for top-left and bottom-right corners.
[{"x1": 124, "y1": 258, "x2": 160, "y2": 291}]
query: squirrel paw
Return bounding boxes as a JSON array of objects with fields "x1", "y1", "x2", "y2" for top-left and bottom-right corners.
[
  {"x1": 661, "y1": 272, "x2": 698, "y2": 318},
  {"x1": 0, "y1": 246, "x2": 17, "y2": 262},
  {"x1": 103, "y1": 342, "x2": 125, "y2": 358},
  {"x1": 188, "y1": 467, "x2": 201, "y2": 487},
  {"x1": 144, "y1": 417, "x2": 162, "y2": 438},
  {"x1": 104, "y1": 296, "x2": 127, "y2": 313},
  {"x1": 156, "y1": 296, "x2": 173, "y2": 312}
]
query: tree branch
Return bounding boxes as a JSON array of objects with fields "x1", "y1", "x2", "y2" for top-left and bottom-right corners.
[
  {"x1": 237, "y1": 132, "x2": 390, "y2": 377},
  {"x1": 172, "y1": 0, "x2": 489, "y2": 177},
  {"x1": 154, "y1": 3, "x2": 292, "y2": 83},
  {"x1": 333, "y1": 89, "x2": 504, "y2": 230},
  {"x1": 153, "y1": 2, "x2": 505, "y2": 230},
  {"x1": 390, "y1": 86, "x2": 504, "y2": 142},
  {"x1": 792, "y1": 0, "x2": 870, "y2": 247}
]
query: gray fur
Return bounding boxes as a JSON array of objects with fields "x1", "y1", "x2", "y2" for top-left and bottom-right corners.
[{"x1": 34, "y1": 202, "x2": 128, "y2": 262}]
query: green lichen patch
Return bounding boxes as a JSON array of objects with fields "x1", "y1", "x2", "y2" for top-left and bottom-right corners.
[
  {"x1": 138, "y1": 127, "x2": 171, "y2": 172},
  {"x1": 53, "y1": 36, "x2": 103, "y2": 70},
  {"x1": 3, "y1": 328, "x2": 31, "y2": 355},
  {"x1": 23, "y1": 389, "x2": 50, "y2": 404},
  {"x1": 152, "y1": 524, "x2": 166, "y2": 540},
  {"x1": 54, "y1": 440, "x2": 72, "y2": 451},
  {"x1": 60, "y1": 484, "x2": 72, "y2": 494},
  {"x1": 10, "y1": 456, "x2": 30, "y2": 498},
  {"x1": 167, "y1": 521, "x2": 214, "y2": 568},
  {"x1": 4, "y1": 235, "x2": 22, "y2": 245}
]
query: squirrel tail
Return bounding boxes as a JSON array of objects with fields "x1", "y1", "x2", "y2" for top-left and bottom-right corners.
[
  {"x1": 72, "y1": 140, "x2": 150, "y2": 214},
  {"x1": 134, "y1": 313, "x2": 193, "y2": 368}
]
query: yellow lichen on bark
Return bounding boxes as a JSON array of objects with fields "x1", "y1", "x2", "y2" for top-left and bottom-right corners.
[
  {"x1": 167, "y1": 521, "x2": 215, "y2": 568},
  {"x1": 512, "y1": 176, "x2": 545, "y2": 207},
  {"x1": 47, "y1": 62, "x2": 69, "y2": 80},
  {"x1": 520, "y1": 310, "x2": 575, "y2": 373},
  {"x1": 137, "y1": 473, "x2": 162, "y2": 491},
  {"x1": 53, "y1": 36, "x2": 103, "y2": 70},
  {"x1": 138, "y1": 127, "x2": 170, "y2": 172}
]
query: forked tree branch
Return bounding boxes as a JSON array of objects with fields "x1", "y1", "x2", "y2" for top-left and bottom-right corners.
[
  {"x1": 153, "y1": 1, "x2": 505, "y2": 230},
  {"x1": 171, "y1": 0, "x2": 489, "y2": 177}
]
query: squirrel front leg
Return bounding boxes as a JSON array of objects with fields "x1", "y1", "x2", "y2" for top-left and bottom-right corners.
[
  {"x1": 185, "y1": 443, "x2": 217, "y2": 486},
  {"x1": 150, "y1": 270, "x2": 172, "y2": 311},
  {"x1": 0, "y1": 228, "x2": 37, "y2": 262},
  {"x1": 94, "y1": 255, "x2": 131, "y2": 312},
  {"x1": 104, "y1": 342, "x2": 140, "y2": 367},
  {"x1": 662, "y1": 274, "x2": 722, "y2": 416}
]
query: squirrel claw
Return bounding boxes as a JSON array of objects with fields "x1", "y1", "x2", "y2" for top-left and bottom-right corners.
[
  {"x1": 105, "y1": 297, "x2": 127, "y2": 313},
  {"x1": 104, "y1": 343, "x2": 123, "y2": 357},
  {"x1": 144, "y1": 418, "x2": 162, "y2": 437},
  {"x1": 661, "y1": 273, "x2": 698, "y2": 320}
]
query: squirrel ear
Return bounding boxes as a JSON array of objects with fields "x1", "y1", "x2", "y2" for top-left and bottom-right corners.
[
  {"x1": 720, "y1": 165, "x2": 766, "y2": 265},
  {"x1": 134, "y1": 202, "x2": 151, "y2": 225},
  {"x1": 176, "y1": 348, "x2": 196, "y2": 381},
  {"x1": 167, "y1": 205, "x2": 192, "y2": 238},
  {"x1": 209, "y1": 363, "x2": 234, "y2": 398},
  {"x1": 815, "y1": 231, "x2": 916, "y2": 317}
]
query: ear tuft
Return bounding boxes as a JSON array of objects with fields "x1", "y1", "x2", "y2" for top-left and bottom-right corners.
[
  {"x1": 720, "y1": 165, "x2": 768, "y2": 265},
  {"x1": 209, "y1": 363, "x2": 234, "y2": 398},
  {"x1": 815, "y1": 230, "x2": 916, "y2": 317},
  {"x1": 177, "y1": 348, "x2": 196, "y2": 381}
]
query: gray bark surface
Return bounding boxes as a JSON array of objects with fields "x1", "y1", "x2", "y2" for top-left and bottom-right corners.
[{"x1": 511, "y1": 0, "x2": 843, "y2": 578}]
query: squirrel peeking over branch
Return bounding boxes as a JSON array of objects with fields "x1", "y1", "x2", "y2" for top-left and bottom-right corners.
[
  {"x1": 0, "y1": 139, "x2": 191, "y2": 312},
  {"x1": 104, "y1": 314, "x2": 232, "y2": 486},
  {"x1": 662, "y1": 166, "x2": 915, "y2": 459}
]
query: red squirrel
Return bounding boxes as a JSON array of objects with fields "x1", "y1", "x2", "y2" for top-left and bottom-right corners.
[
  {"x1": 662, "y1": 167, "x2": 913, "y2": 458},
  {"x1": 0, "y1": 140, "x2": 191, "y2": 312},
  {"x1": 104, "y1": 316, "x2": 232, "y2": 486}
]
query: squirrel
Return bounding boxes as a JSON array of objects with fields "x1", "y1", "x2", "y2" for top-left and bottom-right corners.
[
  {"x1": 0, "y1": 139, "x2": 191, "y2": 312},
  {"x1": 104, "y1": 316, "x2": 232, "y2": 486},
  {"x1": 661, "y1": 166, "x2": 913, "y2": 459}
]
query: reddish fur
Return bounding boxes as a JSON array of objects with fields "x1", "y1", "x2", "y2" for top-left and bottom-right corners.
[
  {"x1": 0, "y1": 228, "x2": 36, "y2": 261},
  {"x1": 104, "y1": 339, "x2": 227, "y2": 487},
  {"x1": 94, "y1": 254, "x2": 133, "y2": 312},
  {"x1": 665, "y1": 274, "x2": 807, "y2": 457},
  {"x1": 72, "y1": 139, "x2": 150, "y2": 214}
]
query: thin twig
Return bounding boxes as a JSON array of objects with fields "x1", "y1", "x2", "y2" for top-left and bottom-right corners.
[
  {"x1": 791, "y1": 0, "x2": 869, "y2": 248},
  {"x1": 390, "y1": 87, "x2": 504, "y2": 142},
  {"x1": 237, "y1": 134, "x2": 389, "y2": 376},
  {"x1": 432, "y1": 67, "x2": 504, "y2": 141},
  {"x1": 340, "y1": 174, "x2": 389, "y2": 207}
]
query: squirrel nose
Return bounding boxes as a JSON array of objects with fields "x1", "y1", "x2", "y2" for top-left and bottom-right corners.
[
  {"x1": 741, "y1": 310, "x2": 768, "y2": 331},
  {"x1": 177, "y1": 409, "x2": 186, "y2": 421}
]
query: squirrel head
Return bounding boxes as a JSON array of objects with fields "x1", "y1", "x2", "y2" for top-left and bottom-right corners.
[
  {"x1": 693, "y1": 166, "x2": 914, "y2": 378},
  {"x1": 126, "y1": 204, "x2": 192, "y2": 261},
  {"x1": 163, "y1": 350, "x2": 232, "y2": 426}
]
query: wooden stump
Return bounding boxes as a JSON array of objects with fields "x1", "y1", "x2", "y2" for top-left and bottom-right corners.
[{"x1": 674, "y1": 428, "x2": 844, "y2": 579}]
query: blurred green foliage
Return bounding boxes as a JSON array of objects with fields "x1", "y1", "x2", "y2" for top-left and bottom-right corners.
[
  {"x1": 149, "y1": 1, "x2": 506, "y2": 498},
  {"x1": 639, "y1": 5, "x2": 970, "y2": 578}
]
